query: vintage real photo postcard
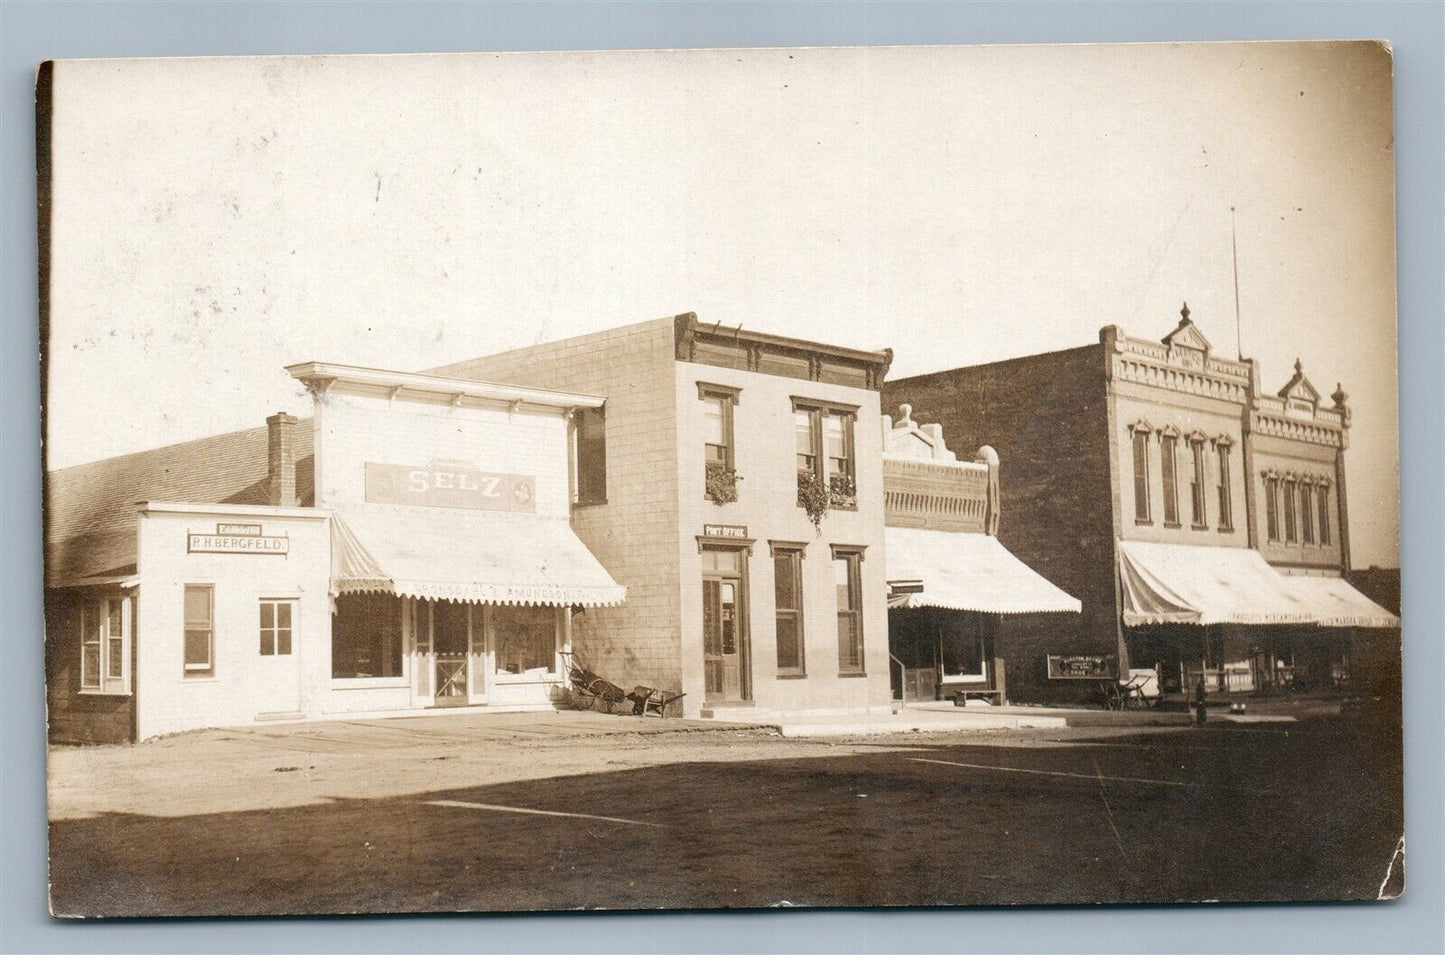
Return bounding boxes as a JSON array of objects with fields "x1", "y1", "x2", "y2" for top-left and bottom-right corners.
[{"x1": 40, "y1": 41, "x2": 1403, "y2": 916}]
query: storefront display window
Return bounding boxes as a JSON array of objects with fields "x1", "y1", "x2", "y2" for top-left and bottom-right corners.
[
  {"x1": 493, "y1": 605, "x2": 557, "y2": 677},
  {"x1": 332, "y1": 592, "x2": 403, "y2": 679}
]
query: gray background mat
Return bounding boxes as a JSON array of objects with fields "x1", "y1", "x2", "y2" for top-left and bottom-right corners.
[{"x1": 3, "y1": 2, "x2": 1440, "y2": 952}]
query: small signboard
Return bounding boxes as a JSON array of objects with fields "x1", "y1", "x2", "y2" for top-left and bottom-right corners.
[
  {"x1": 702, "y1": 524, "x2": 748, "y2": 539},
  {"x1": 1046, "y1": 654, "x2": 1117, "y2": 680},
  {"x1": 188, "y1": 524, "x2": 290, "y2": 555},
  {"x1": 365, "y1": 462, "x2": 536, "y2": 512}
]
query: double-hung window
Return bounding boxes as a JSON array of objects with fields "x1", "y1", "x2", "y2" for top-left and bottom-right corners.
[
  {"x1": 1159, "y1": 431, "x2": 1179, "y2": 526},
  {"x1": 1300, "y1": 480, "x2": 1316, "y2": 544},
  {"x1": 573, "y1": 405, "x2": 607, "y2": 506},
  {"x1": 832, "y1": 545, "x2": 865, "y2": 675},
  {"x1": 79, "y1": 596, "x2": 131, "y2": 694},
  {"x1": 1216, "y1": 441, "x2": 1234, "y2": 532},
  {"x1": 794, "y1": 401, "x2": 857, "y2": 506},
  {"x1": 771, "y1": 543, "x2": 806, "y2": 676},
  {"x1": 1283, "y1": 479, "x2": 1298, "y2": 543},
  {"x1": 184, "y1": 584, "x2": 215, "y2": 676},
  {"x1": 699, "y1": 384, "x2": 741, "y2": 502},
  {"x1": 1189, "y1": 438, "x2": 1208, "y2": 529},
  {"x1": 259, "y1": 599, "x2": 295, "y2": 655},
  {"x1": 1131, "y1": 426, "x2": 1152, "y2": 524},
  {"x1": 1317, "y1": 485, "x2": 1331, "y2": 546},
  {"x1": 1265, "y1": 474, "x2": 1281, "y2": 542}
]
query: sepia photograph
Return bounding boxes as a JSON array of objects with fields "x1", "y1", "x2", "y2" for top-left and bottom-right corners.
[{"x1": 38, "y1": 39, "x2": 1404, "y2": 918}]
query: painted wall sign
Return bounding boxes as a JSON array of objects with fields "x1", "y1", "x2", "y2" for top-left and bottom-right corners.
[
  {"x1": 188, "y1": 525, "x2": 290, "y2": 555},
  {"x1": 1046, "y1": 654, "x2": 1117, "y2": 680},
  {"x1": 703, "y1": 524, "x2": 748, "y2": 539},
  {"x1": 365, "y1": 462, "x2": 536, "y2": 512}
]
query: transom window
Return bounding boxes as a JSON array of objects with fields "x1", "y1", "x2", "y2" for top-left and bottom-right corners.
[{"x1": 259, "y1": 599, "x2": 295, "y2": 656}]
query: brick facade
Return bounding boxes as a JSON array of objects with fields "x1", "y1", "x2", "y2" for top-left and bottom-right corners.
[
  {"x1": 432, "y1": 319, "x2": 686, "y2": 699},
  {"x1": 884, "y1": 345, "x2": 1119, "y2": 703}
]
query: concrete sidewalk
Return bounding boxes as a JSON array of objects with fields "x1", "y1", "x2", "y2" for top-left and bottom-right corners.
[{"x1": 707, "y1": 703, "x2": 1070, "y2": 738}]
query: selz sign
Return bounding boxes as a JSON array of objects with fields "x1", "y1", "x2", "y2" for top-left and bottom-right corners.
[
  {"x1": 366, "y1": 462, "x2": 536, "y2": 512},
  {"x1": 188, "y1": 523, "x2": 290, "y2": 555}
]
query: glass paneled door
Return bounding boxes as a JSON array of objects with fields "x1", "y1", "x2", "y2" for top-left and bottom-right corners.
[
  {"x1": 702, "y1": 547, "x2": 750, "y2": 703},
  {"x1": 432, "y1": 601, "x2": 471, "y2": 707}
]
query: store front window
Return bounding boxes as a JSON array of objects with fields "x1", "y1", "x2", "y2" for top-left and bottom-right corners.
[
  {"x1": 493, "y1": 605, "x2": 558, "y2": 677},
  {"x1": 332, "y1": 592, "x2": 403, "y2": 679}
]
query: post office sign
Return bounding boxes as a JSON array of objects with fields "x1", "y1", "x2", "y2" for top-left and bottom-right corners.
[
  {"x1": 365, "y1": 462, "x2": 536, "y2": 512},
  {"x1": 703, "y1": 524, "x2": 748, "y2": 538}
]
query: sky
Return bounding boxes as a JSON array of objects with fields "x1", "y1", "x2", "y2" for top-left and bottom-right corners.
[{"x1": 45, "y1": 41, "x2": 1399, "y2": 567}]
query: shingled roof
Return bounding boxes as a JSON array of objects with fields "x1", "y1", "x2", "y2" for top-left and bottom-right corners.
[{"x1": 44, "y1": 422, "x2": 314, "y2": 587}]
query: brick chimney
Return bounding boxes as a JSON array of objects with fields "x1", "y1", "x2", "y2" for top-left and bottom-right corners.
[{"x1": 266, "y1": 412, "x2": 298, "y2": 507}]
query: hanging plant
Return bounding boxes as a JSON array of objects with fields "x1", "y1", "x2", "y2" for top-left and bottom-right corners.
[
  {"x1": 797, "y1": 472, "x2": 831, "y2": 532},
  {"x1": 705, "y1": 462, "x2": 742, "y2": 505},
  {"x1": 829, "y1": 473, "x2": 857, "y2": 508}
]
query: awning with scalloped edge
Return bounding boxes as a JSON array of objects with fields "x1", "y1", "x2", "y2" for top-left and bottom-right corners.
[
  {"x1": 1279, "y1": 573, "x2": 1400, "y2": 628},
  {"x1": 330, "y1": 504, "x2": 626, "y2": 607},
  {"x1": 1118, "y1": 540, "x2": 1317, "y2": 627},
  {"x1": 885, "y1": 526, "x2": 1081, "y2": 614}
]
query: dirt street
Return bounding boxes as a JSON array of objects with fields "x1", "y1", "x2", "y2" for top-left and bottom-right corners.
[{"x1": 47, "y1": 706, "x2": 1404, "y2": 916}]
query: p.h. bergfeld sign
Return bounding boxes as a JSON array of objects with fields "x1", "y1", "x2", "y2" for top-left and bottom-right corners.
[
  {"x1": 188, "y1": 523, "x2": 290, "y2": 555},
  {"x1": 365, "y1": 462, "x2": 536, "y2": 512}
]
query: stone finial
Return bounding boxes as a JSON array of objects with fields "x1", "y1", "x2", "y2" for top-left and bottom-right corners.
[
  {"x1": 1332, "y1": 383, "x2": 1348, "y2": 408},
  {"x1": 1294, "y1": 357, "x2": 1304, "y2": 374},
  {"x1": 1180, "y1": 301, "x2": 1191, "y2": 322},
  {"x1": 896, "y1": 403, "x2": 914, "y2": 428}
]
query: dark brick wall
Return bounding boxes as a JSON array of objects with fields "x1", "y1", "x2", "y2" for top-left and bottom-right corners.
[
  {"x1": 45, "y1": 593, "x2": 135, "y2": 745},
  {"x1": 885, "y1": 345, "x2": 1119, "y2": 703}
]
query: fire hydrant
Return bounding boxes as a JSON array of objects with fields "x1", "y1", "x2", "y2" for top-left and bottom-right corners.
[{"x1": 1193, "y1": 675, "x2": 1208, "y2": 725}]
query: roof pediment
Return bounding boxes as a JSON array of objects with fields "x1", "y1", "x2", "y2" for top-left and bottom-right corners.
[
  {"x1": 1161, "y1": 303, "x2": 1212, "y2": 356},
  {"x1": 1278, "y1": 359, "x2": 1321, "y2": 405}
]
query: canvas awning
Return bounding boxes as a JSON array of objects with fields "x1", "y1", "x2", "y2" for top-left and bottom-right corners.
[
  {"x1": 885, "y1": 526, "x2": 1081, "y2": 614},
  {"x1": 1280, "y1": 574, "x2": 1400, "y2": 628},
  {"x1": 1117, "y1": 540, "x2": 1317, "y2": 627},
  {"x1": 329, "y1": 504, "x2": 626, "y2": 607}
]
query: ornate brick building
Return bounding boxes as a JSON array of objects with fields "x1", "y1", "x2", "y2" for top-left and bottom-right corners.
[{"x1": 884, "y1": 305, "x2": 1398, "y2": 703}]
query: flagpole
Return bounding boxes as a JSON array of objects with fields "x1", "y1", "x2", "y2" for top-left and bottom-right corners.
[{"x1": 1231, "y1": 206, "x2": 1243, "y2": 360}]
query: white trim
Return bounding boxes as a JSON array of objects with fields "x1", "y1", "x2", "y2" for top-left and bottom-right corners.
[
  {"x1": 285, "y1": 361, "x2": 606, "y2": 411},
  {"x1": 140, "y1": 501, "x2": 327, "y2": 520}
]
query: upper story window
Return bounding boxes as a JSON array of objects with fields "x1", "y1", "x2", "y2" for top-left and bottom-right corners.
[
  {"x1": 1317, "y1": 484, "x2": 1331, "y2": 546},
  {"x1": 1300, "y1": 479, "x2": 1316, "y2": 544},
  {"x1": 1282, "y1": 478, "x2": 1298, "y2": 543},
  {"x1": 1130, "y1": 425, "x2": 1151, "y2": 524},
  {"x1": 1189, "y1": 437, "x2": 1208, "y2": 529},
  {"x1": 1159, "y1": 431, "x2": 1180, "y2": 526},
  {"x1": 80, "y1": 596, "x2": 131, "y2": 695},
  {"x1": 795, "y1": 400, "x2": 857, "y2": 507},
  {"x1": 574, "y1": 405, "x2": 607, "y2": 507},
  {"x1": 699, "y1": 384, "x2": 741, "y2": 504},
  {"x1": 1216, "y1": 441, "x2": 1234, "y2": 532},
  {"x1": 1264, "y1": 474, "x2": 1281, "y2": 542}
]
